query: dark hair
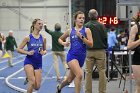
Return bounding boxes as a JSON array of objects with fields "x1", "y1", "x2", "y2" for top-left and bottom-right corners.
[
  {"x1": 30, "y1": 18, "x2": 41, "y2": 33},
  {"x1": 132, "y1": 11, "x2": 140, "y2": 23},
  {"x1": 110, "y1": 26, "x2": 115, "y2": 31},
  {"x1": 73, "y1": 11, "x2": 84, "y2": 26}
]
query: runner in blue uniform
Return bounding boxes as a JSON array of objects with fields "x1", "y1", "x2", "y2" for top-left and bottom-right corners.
[
  {"x1": 56, "y1": 11, "x2": 93, "y2": 93},
  {"x1": 17, "y1": 18, "x2": 47, "y2": 93}
]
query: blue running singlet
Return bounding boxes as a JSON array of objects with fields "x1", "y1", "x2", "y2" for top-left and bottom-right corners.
[
  {"x1": 67, "y1": 27, "x2": 86, "y2": 67},
  {"x1": 24, "y1": 34, "x2": 43, "y2": 69}
]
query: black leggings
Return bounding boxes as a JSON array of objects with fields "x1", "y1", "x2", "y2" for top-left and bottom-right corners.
[{"x1": 132, "y1": 51, "x2": 140, "y2": 65}]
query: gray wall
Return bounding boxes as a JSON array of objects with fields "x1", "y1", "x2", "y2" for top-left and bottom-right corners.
[{"x1": 0, "y1": 0, "x2": 69, "y2": 49}]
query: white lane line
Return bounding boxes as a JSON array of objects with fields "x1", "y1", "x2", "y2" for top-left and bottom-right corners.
[
  {"x1": 0, "y1": 59, "x2": 24, "y2": 72},
  {"x1": 0, "y1": 77, "x2": 26, "y2": 79},
  {"x1": 17, "y1": 77, "x2": 25, "y2": 79},
  {"x1": 5, "y1": 52, "x2": 52, "y2": 93},
  {"x1": 5, "y1": 68, "x2": 28, "y2": 93},
  {"x1": 0, "y1": 51, "x2": 49, "y2": 72},
  {"x1": 0, "y1": 77, "x2": 5, "y2": 79},
  {"x1": 5, "y1": 68, "x2": 37, "y2": 93},
  {"x1": 41, "y1": 62, "x2": 54, "y2": 85},
  {"x1": 1, "y1": 76, "x2": 60, "y2": 80},
  {"x1": 0, "y1": 55, "x2": 25, "y2": 64}
]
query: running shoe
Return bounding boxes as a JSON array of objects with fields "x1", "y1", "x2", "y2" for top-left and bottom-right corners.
[
  {"x1": 56, "y1": 84, "x2": 61, "y2": 93},
  {"x1": 24, "y1": 77, "x2": 28, "y2": 85}
]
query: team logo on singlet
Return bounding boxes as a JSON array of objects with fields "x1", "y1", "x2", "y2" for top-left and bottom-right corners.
[
  {"x1": 72, "y1": 35, "x2": 78, "y2": 39},
  {"x1": 31, "y1": 43, "x2": 43, "y2": 47}
]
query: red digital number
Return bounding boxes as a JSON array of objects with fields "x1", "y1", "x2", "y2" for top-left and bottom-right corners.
[
  {"x1": 109, "y1": 17, "x2": 118, "y2": 24},
  {"x1": 98, "y1": 17, "x2": 107, "y2": 24},
  {"x1": 98, "y1": 16, "x2": 118, "y2": 25},
  {"x1": 102, "y1": 17, "x2": 107, "y2": 24},
  {"x1": 98, "y1": 18, "x2": 103, "y2": 24},
  {"x1": 113, "y1": 17, "x2": 118, "y2": 24}
]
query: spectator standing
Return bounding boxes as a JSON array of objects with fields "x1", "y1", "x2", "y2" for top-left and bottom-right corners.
[
  {"x1": 44, "y1": 23, "x2": 69, "y2": 81},
  {"x1": 85, "y1": 9, "x2": 107, "y2": 93},
  {"x1": 5, "y1": 30, "x2": 17, "y2": 66}
]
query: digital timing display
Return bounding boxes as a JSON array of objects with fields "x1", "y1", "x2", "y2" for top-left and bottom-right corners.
[{"x1": 98, "y1": 17, "x2": 119, "y2": 25}]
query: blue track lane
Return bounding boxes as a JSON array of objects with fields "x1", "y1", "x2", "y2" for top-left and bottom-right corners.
[{"x1": 0, "y1": 51, "x2": 84, "y2": 93}]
